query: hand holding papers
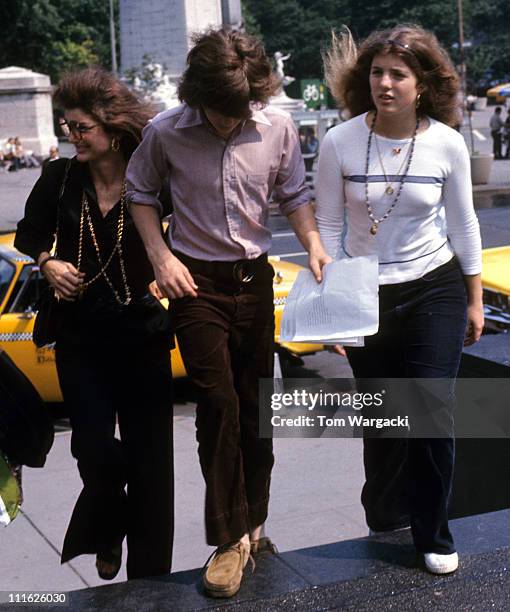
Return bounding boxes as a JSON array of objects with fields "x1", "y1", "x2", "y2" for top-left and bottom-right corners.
[{"x1": 280, "y1": 256, "x2": 379, "y2": 346}]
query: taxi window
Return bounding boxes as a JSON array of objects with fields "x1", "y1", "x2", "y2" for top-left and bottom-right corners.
[
  {"x1": 0, "y1": 256, "x2": 16, "y2": 307},
  {"x1": 5, "y1": 265, "x2": 48, "y2": 313}
]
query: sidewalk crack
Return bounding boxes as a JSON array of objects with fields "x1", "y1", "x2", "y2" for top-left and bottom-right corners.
[{"x1": 20, "y1": 509, "x2": 90, "y2": 588}]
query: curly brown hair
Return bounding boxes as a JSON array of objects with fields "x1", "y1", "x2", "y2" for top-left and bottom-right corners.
[
  {"x1": 53, "y1": 67, "x2": 153, "y2": 160},
  {"x1": 178, "y1": 28, "x2": 279, "y2": 118},
  {"x1": 324, "y1": 25, "x2": 461, "y2": 127}
]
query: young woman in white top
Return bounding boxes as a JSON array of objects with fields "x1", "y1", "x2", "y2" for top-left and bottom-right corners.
[{"x1": 316, "y1": 25, "x2": 483, "y2": 575}]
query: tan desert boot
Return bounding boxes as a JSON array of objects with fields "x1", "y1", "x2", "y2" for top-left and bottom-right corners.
[{"x1": 203, "y1": 539, "x2": 252, "y2": 598}]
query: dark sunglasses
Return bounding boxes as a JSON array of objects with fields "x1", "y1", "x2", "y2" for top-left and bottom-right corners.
[{"x1": 59, "y1": 119, "x2": 99, "y2": 139}]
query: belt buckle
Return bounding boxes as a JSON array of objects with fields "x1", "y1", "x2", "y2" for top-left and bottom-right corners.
[{"x1": 233, "y1": 261, "x2": 254, "y2": 284}]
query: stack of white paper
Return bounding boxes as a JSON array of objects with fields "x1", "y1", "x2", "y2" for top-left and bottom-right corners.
[{"x1": 280, "y1": 256, "x2": 379, "y2": 346}]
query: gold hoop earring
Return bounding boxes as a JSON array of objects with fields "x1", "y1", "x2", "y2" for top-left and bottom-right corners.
[
  {"x1": 111, "y1": 138, "x2": 120, "y2": 152},
  {"x1": 416, "y1": 93, "x2": 422, "y2": 110}
]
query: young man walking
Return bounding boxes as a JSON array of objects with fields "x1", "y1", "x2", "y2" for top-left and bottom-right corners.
[{"x1": 126, "y1": 28, "x2": 330, "y2": 597}]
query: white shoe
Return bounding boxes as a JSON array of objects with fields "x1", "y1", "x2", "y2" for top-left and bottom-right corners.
[{"x1": 424, "y1": 551, "x2": 458, "y2": 574}]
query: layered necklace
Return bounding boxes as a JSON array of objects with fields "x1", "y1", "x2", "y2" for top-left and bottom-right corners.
[
  {"x1": 365, "y1": 112, "x2": 420, "y2": 235},
  {"x1": 374, "y1": 134, "x2": 412, "y2": 196},
  {"x1": 77, "y1": 181, "x2": 132, "y2": 305}
]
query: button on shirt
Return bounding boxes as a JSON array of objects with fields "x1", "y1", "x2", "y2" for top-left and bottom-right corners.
[{"x1": 125, "y1": 104, "x2": 310, "y2": 261}]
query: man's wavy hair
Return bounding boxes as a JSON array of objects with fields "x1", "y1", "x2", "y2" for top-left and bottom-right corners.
[
  {"x1": 53, "y1": 67, "x2": 153, "y2": 160},
  {"x1": 178, "y1": 28, "x2": 279, "y2": 118},
  {"x1": 323, "y1": 25, "x2": 461, "y2": 127}
]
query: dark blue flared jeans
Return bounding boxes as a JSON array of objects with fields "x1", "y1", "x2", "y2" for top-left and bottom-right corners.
[{"x1": 346, "y1": 257, "x2": 467, "y2": 554}]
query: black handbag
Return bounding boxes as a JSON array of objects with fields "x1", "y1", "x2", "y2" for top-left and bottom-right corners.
[
  {"x1": 32, "y1": 159, "x2": 72, "y2": 348},
  {"x1": 32, "y1": 287, "x2": 58, "y2": 348}
]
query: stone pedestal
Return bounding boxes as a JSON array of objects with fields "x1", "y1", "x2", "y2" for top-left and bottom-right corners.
[
  {"x1": 470, "y1": 153, "x2": 493, "y2": 185},
  {"x1": 270, "y1": 91, "x2": 306, "y2": 113},
  {"x1": 0, "y1": 66, "x2": 57, "y2": 157}
]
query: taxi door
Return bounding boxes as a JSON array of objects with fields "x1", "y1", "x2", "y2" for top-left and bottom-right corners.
[{"x1": 0, "y1": 262, "x2": 62, "y2": 402}]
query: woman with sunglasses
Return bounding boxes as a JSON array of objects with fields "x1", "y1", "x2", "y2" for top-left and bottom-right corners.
[
  {"x1": 15, "y1": 68, "x2": 174, "y2": 581},
  {"x1": 316, "y1": 25, "x2": 483, "y2": 574}
]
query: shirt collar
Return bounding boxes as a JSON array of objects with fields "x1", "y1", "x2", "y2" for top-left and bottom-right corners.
[
  {"x1": 249, "y1": 107, "x2": 272, "y2": 126},
  {"x1": 174, "y1": 104, "x2": 273, "y2": 129},
  {"x1": 174, "y1": 105, "x2": 204, "y2": 129}
]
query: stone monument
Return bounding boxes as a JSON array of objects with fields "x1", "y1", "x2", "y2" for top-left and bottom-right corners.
[
  {"x1": 119, "y1": 0, "x2": 242, "y2": 110},
  {"x1": 120, "y1": 0, "x2": 242, "y2": 78},
  {"x1": 0, "y1": 66, "x2": 57, "y2": 157},
  {"x1": 270, "y1": 51, "x2": 306, "y2": 113}
]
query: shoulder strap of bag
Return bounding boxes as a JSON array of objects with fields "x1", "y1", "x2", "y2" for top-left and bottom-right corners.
[{"x1": 54, "y1": 157, "x2": 73, "y2": 257}]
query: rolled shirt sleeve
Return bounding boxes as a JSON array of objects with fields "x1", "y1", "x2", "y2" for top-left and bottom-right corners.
[
  {"x1": 272, "y1": 117, "x2": 311, "y2": 216},
  {"x1": 125, "y1": 121, "x2": 169, "y2": 215}
]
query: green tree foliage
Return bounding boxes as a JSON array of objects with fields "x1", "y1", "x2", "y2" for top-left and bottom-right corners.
[
  {"x1": 51, "y1": 40, "x2": 99, "y2": 77},
  {"x1": 244, "y1": 0, "x2": 510, "y2": 89},
  {"x1": 0, "y1": 0, "x2": 117, "y2": 83},
  {"x1": 464, "y1": 0, "x2": 510, "y2": 86},
  {"x1": 241, "y1": 0, "x2": 262, "y2": 38},
  {"x1": 1, "y1": 0, "x2": 508, "y2": 91}
]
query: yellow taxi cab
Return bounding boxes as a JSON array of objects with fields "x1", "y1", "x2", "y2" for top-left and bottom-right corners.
[
  {"x1": 0, "y1": 232, "x2": 321, "y2": 402},
  {"x1": 481, "y1": 245, "x2": 510, "y2": 331}
]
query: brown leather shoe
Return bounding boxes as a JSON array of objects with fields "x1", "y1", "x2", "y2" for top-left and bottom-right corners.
[
  {"x1": 203, "y1": 540, "x2": 252, "y2": 598},
  {"x1": 250, "y1": 537, "x2": 278, "y2": 555}
]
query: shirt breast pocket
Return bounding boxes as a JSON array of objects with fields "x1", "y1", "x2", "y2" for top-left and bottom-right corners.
[
  {"x1": 248, "y1": 173, "x2": 268, "y2": 186},
  {"x1": 248, "y1": 168, "x2": 279, "y2": 188}
]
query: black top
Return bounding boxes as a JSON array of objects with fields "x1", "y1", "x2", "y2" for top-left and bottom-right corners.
[{"x1": 15, "y1": 158, "x2": 172, "y2": 347}]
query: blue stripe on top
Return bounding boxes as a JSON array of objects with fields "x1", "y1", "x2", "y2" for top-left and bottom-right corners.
[{"x1": 345, "y1": 175, "x2": 445, "y2": 185}]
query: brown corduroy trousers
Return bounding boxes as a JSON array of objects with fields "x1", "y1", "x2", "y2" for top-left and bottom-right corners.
[{"x1": 171, "y1": 254, "x2": 275, "y2": 545}]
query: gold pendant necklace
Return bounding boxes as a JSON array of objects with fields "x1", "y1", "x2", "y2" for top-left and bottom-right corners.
[
  {"x1": 364, "y1": 112, "x2": 420, "y2": 236},
  {"x1": 374, "y1": 134, "x2": 411, "y2": 195}
]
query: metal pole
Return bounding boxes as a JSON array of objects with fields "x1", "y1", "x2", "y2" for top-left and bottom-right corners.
[
  {"x1": 457, "y1": 0, "x2": 475, "y2": 153},
  {"x1": 110, "y1": 0, "x2": 118, "y2": 75}
]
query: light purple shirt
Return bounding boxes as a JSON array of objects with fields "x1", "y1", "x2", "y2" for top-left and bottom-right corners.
[{"x1": 125, "y1": 104, "x2": 310, "y2": 261}]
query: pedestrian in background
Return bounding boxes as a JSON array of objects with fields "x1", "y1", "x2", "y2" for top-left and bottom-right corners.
[
  {"x1": 41, "y1": 145, "x2": 60, "y2": 173},
  {"x1": 503, "y1": 112, "x2": 510, "y2": 159},
  {"x1": 3, "y1": 137, "x2": 22, "y2": 172},
  {"x1": 14, "y1": 137, "x2": 40, "y2": 169},
  {"x1": 304, "y1": 127, "x2": 319, "y2": 171},
  {"x1": 490, "y1": 106, "x2": 504, "y2": 159},
  {"x1": 316, "y1": 24, "x2": 483, "y2": 575},
  {"x1": 15, "y1": 68, "x2": 174, "y2": 582}
]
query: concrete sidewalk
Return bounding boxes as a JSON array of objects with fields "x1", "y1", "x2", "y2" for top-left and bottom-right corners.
[{"x1": 0, "y1": 356, "x2": 366, "y2": 592}]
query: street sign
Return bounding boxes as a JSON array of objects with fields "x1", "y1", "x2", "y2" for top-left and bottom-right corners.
[{"x1": 300, "y1": 79, "x2": 327, "y2": 110}]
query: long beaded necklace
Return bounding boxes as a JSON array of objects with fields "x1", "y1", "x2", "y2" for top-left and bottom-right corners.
[
  {"x1": 365, "y1": 112, "x2": 420, "y2": 235},
  {"x1": 76, "y1": 182, "x2": 132, "y2": 305}
]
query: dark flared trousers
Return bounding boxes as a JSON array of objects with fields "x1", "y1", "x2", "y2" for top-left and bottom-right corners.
[
  {"x1": 171, "y1": 255, "x2": 275, "y2": 546},
  {"x1": 56, "y1": 339, "x2": 174, "y2": 579},
  {"x1": 346, "y1": 257, "x2": 467, "y2": 554}
]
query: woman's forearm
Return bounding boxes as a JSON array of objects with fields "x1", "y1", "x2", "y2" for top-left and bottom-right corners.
[{"x1": 463, "y1": 273, "x2": 483, "y2": 304}]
